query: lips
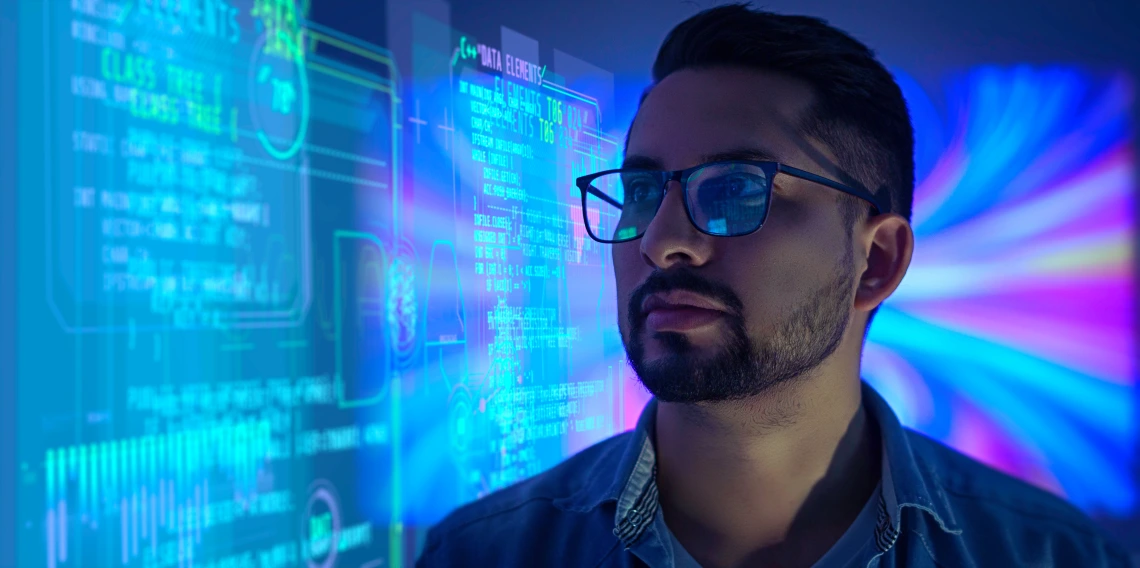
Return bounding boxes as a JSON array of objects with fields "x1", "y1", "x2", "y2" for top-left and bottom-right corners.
[
  {"x1": 642, "y1": 291, "x2": 729, "y2": 314},
  {"x1": 641, "y1": 291, "x2": 729, "y2": 332}
]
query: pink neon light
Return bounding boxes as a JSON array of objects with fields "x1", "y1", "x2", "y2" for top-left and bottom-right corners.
[
  {"x1": 623, "y1": 360, "x2": 652, "y2": 432},
  {"x1": 904, "y1": 286, "x2": 1134, "y2": 383},
  {"x1": 944, "y1": 400, "x2": 1066, "y2": 497},
  {"x1": 567, "y1": 204, "x2": 600, "y2": 263}
]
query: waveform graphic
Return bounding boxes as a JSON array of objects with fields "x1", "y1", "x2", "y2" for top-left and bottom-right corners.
[
  {"x1": 865, "y1": 66, "x2": 1135, "y2": 516},
  {"x1": 44, "y1": 422, "x2": 272, "y2": 567}
]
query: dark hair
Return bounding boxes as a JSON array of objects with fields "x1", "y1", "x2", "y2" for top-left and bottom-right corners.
[
  {"x1": 647, "y1": 3, "x2": 914, "y2": 222},
  {"x1": 640, "y1": 3, "x2": 915, "y2": 332}
]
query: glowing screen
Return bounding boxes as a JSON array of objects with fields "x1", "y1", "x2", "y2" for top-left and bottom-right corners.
[
  {"x1": 4, "y1": 0, "x2": 1137, "y2": 566},
  {"x1": 11, "y1": 1, "x2": 625, "y2": 565}
]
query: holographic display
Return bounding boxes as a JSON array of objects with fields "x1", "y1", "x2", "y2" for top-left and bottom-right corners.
[
  {"x1": 13, "y1": 0, "x2": 625, "y2": 565},
  {"x1": 6, "y1": 0, "x2": 1138, "y2": 565}
]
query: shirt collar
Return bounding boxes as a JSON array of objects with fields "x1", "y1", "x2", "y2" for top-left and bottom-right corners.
[
  {"x1": 557, "y1": 381, "x2": 964, "y2": 551},
  {"x1": 554, "y1": 394, "x2": 659, "y2": 516},
  {"x1": 861, "y1": 381, "x2": 963, "y2": 544}
]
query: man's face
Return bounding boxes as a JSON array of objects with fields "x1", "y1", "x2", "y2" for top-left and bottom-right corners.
[{"x1": 616, "y1": 67, "x2": 859, "y2": 403}]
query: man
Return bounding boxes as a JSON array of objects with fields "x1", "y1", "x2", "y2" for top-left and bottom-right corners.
[{"x1": 417, "y1": 4, "x2": 1133, "y2": 567}]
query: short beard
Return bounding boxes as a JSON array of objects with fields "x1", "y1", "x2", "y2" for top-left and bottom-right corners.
[{"x1": 624, "y1": 249, "x2": 855, "y2": 404}]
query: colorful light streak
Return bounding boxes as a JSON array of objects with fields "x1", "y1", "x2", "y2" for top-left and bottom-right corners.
[{"x1": 864, "y1": 66, "x2": 1135, "y2": 516}]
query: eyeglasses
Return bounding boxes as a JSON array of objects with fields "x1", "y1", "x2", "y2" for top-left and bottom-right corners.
[{"x1": 575, "y1": 160, "x2": 887, "y2": 244}]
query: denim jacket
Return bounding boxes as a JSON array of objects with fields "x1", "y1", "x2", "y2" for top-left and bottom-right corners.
[{"x1": 417, "y1": 383, "x2": 1134, "y2": 567}]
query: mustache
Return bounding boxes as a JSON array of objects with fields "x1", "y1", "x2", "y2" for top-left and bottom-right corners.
[{"x1": 628, "y1": 269, "x2": 745, "y2": 324}]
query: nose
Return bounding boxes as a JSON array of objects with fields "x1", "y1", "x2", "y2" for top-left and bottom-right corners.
[{"x1": 639, "y1": 179, "x2": 715, "y2": 269}]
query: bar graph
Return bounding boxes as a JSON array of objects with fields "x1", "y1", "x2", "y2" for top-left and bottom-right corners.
[{"x1": 44, "y1": 422, "x2": 271, "y2": 567}]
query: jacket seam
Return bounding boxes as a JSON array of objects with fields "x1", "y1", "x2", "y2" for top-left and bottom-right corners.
[
  {"x1": 909, "y1": 528, "x2": 955, "y2": 568},
  {"x1": 896, "y1": 503, "x2": 963, "y2": 535}
]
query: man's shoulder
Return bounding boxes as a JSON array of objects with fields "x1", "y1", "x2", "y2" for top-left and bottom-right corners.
[
  {"x1": 902, "y1": 427, "x2": 1131, "y2": 563},
  {"x1": 417, "y1": 432, "x2": 632, "y2": 566},
  {"x1": 430, "y1": 430, "x2": 632, "y2": 535},
  {"x1": 905, "y1": 428, "x2": 1088, "y2": 521}
]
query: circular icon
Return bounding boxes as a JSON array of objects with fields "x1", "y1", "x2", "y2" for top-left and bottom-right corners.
[
  {"x1": 448, "y1": 387, "x2": 474, "y2": 454},
  {"x1": 301, "y1": 480, "x2": 341, "y2": 568},
  {"x1": 248, "y1": 29, "x2": 310, "y2": 160}
]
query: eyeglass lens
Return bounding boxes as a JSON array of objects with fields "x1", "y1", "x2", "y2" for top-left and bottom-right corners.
[{"x1": 582, "y1": 162, "x2": 772, "y2": 242}]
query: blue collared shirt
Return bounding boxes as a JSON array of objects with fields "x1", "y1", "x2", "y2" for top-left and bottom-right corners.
[{"x1": 417, "y1": 383, "x2": 1133, "y2": 567}]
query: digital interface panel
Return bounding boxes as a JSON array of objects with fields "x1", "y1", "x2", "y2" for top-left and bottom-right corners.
[
  {"x1": 13, "y1": 1, "x2": 626, "y2": 565},
  {"x1": 5, "y1": 1, "x2": 1137, "y2": 566}
]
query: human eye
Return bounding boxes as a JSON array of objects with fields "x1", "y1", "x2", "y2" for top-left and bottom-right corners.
[
  {"x1": 702, "y1": 172, "x2": 766, "y2": 200},
  {"x1": 725, "y1": 175, "x2": 759, "y2": 196},
  {"x1": 621, "y1": 173, "x2": 660, "y2": 204}
]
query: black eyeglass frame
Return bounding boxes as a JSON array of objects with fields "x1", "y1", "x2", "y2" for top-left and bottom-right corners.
[{"x1": 575, "y1": 160, "x2": 889, "y2": 244}]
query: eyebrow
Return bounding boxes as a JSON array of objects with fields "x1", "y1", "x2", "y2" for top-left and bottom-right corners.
[{"x1": 621, "y1": 147, "x2": 783, "y2": 170}]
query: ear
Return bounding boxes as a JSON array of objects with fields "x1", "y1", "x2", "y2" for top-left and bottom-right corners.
[{"x1": 853, "y1": 213, "x2": 914, "y2": 313}]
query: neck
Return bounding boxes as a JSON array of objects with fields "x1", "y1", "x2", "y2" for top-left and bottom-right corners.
[{"x1": 654, "y1": 369, "x2": 880, "y2": 568}]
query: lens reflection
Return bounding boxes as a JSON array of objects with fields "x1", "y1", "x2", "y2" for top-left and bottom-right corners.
[
  {"x1": 687, "y1": 163, "x2": 770, "y2": 237},
  {"x1": 581, "y1": 163, "x2": 771, "y2": 242}
]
